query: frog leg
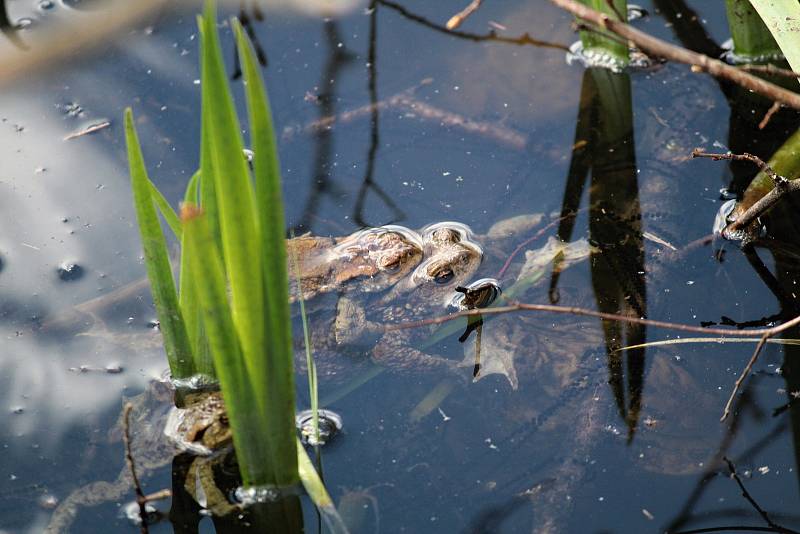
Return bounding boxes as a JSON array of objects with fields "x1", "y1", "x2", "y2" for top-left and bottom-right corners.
[{"x1": 370, "y1": 332, "x2": 461, "y2": 373}]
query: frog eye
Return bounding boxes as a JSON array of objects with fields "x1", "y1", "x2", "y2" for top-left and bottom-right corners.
[
  {"x1": 433, "y1": 268, "x2": 454, "y2": 284},
  {"x1": 383, "y1": 259, "x2": 402, "y2": 273}
]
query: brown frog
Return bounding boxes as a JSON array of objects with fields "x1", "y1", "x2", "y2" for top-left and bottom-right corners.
[
  {"x1": 288, "y1": 225, "x2": 424, "y2": 302},
  {"x1": 333, "y1": 222, "x2": 485, "y2": 372}
]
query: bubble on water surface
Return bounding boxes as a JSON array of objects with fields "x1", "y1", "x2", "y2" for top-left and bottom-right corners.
[
  {"x1": 38, "y1": 0, "x2": 55, "y2": 10},
  {"x1": 296, "y1": 409, "x2": 342, "y2": 446},
  {"x1": 57, "y1": 261, "x2": 83, "y2": 281},
  {"x1": 15, "y1": 18, "x2": 35, "y2": 29}
]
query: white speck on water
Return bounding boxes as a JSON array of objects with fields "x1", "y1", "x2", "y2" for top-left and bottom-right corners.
[
  {"x1": 758, "y1": 466, "x2": 770, "y2": 475},
  {"x1": 193, "y1": 79, "x2": 200, "y2": 85},
  {"x1": 438, "y1": 408, "x2": 450, "y2": 422},
  {"x1": 686, "y1": 280, "x2": 694, "y2": 285},
  {"x1": 442, "y1": 171, "x2": 450, "y2": 176},
  {"x1": 642, "y1": 509, "x2": 654, "y2": 520}
]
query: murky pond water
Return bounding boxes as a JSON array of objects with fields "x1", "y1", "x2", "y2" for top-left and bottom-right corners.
[{"x1": 2, "y1": 1, "x2": 800, "y2": 532}]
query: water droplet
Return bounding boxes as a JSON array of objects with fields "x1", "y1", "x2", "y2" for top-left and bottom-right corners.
[
  {"x1": 38, "y1": 0, "x2": 55, "y2": 10},
  {"x1": 11, "y1": 406, "x2": 24, "y2": 414},
  {"x1": 38, "y1": 494, "x2": 58, "y2": 509},
  {"x1": 57, "y1": 262, "x2": 83, "y2": 281},
  {"x1": 105, "y1": 364, "x2": 123, "y2": 374}
]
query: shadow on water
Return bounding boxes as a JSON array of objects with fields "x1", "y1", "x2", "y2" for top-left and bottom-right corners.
[{"x1": 552, "y1": 67, "x2": 647, "y2": 441}]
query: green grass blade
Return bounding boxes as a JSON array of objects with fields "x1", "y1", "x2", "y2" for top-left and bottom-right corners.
[
  {"x1": 179, "y1": 172, "x2": 215, "y2": 379},
  {"x1": 199, "y1": 7, "x2": 266, "y2": 390},
  {"x1": 124, "y1": 108, "x2": 195, "y2": 379},
  {"x1": 726, "y1": 0, "x2": 782, "y2": 60},
  {"x1": 198, "y1": 19, "x2": 222, "y2": 253},
  {"x1": 234, "y1": 18, "x2": 298, "y2": 485},
  {"x1": 181, "y1": 203, "x2": 268, "y2": 486},
  {"x1": 147, "y1": 178, "x2": 181, "y2": 238},
  {"x1": 749, "y1": 0, "x2": 800, "y2": 77},
  {"x1": 297, "y1": 440, "x2": 351, "y2": 534},
  {"x1": 577, "y1": 0, "x2": 628, "y2": 66}
]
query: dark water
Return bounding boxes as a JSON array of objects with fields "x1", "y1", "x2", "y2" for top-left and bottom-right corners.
[{"x1": 2, "y1": 0, "x2": 800, "y2": 532}]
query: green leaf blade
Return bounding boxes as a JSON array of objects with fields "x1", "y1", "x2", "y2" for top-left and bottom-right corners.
[{"x1": 124, "y1": 108, "x2": 194, "y2": 379}]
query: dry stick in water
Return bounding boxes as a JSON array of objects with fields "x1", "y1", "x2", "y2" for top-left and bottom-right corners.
[
  {"x1": 388, "y1": 302, "x2": 800, "y2": 422},
  {"x1": 691, "y1": 149, "x2": 800, "y2": 236},
  {"x1": 446, "y1": 0, "x2": 483, "y2": 30},
  {"x1": 548, "y1": 0, "x2": 800, "y2": 110},
  {"x1": 123, "y1": 403, "x2": 149, "y2": 534}
]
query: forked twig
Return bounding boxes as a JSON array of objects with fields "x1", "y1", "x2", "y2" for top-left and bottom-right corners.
[{"x1": 691, "y1": 149, "x2": 800, "y2": 236}]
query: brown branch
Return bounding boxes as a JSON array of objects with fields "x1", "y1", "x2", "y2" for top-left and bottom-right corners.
[
  {"x1": 691, "y1": 149, "x2": 800, "y2": 236},
  {"x1": 377, "y1": 0, "x2": 570, "y2": 51},
  {"x1": 123, "y1": 403, "x2": 149, "y2": 534},
  {"x1": 446, "y1": 0, "x2": 483, "y2": 30},
  {"x1": 758, "y1": 101, "x2": 782, "y2": 130},
  {"x1": 720, "y1": 334, "x2": 768, "y2": 422},
  {"x1": 548, "y1": 0, "x2": 800, "y2": 110},
  {"x1": 740, "y1": 63, "x2": 800, "y2": 81},
  {"x1": 386, "y1": 300, "x2": 800, "y2": 339}
]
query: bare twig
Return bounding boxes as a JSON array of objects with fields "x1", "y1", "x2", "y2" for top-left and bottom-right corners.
[
  {"x1": 758, "y1": 101, "x2": 782, "y2": 130},
  {"x1": 548, "y1": 0, "x2": 800, "y2": 110},
  {"x1": 691, "y1": 149, "x2": 782, "y2": 185},
  {"x1": 377, "y1": 0, "x2": 570, "y2": 51},
  {"x1": 691, "y1": 149, "x2": 800, "y2": 236},
  {"x1": 446, "y1": 0, "x2": 483, "y2": 30},
  {"x1": 122, "y1": 403, "x2": 149, "y2": 534},
  {"x1": 386, "y1": 300, "x2": 800, "y2": 339},
  {"x1": 740, "y1": 63, "x2": 800, "y2": 81},
  {"x1": 720, "y1": 334, "x2": 768, "y2": 422}
]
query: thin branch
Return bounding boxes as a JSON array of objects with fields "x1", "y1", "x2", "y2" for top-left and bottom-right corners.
[
  {"x1": 496, "y1": 216, "x2": 570, "y2": 279},
  {"x1": 740, "y1": 63, "x2": 800, "y2": 80},
  {"x1": 446, "y1": 0, "x2": 483, "y2": 30},
  {"x1": 691, "y1": 149, "x2": 800, "y2": 236},
  {"x1": 758, "y1": 101, "x2": 782, "y2": 130},
  {"x1": 377, "y1": 0, "x2": 570, "y2": 51},
  {"x1": 386, "y1": 300, "x2": 800, "y2": 339},
  {"x1": 123, "y1": 403, "x2": 149, "y2": 534},
  {"x1": 692, "y1": 149, "x2": 783, "y2": 185},
  {"x1": 548, "y1": 0, "x2": 800, "y2": 110},
  {"x1": 721, "y1": 334, "x2": 768, "y2": 422}
]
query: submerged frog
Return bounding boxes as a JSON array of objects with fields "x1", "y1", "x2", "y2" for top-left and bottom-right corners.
[
  {"x1": 333, "y1": 222, "x2": 485, "y2": 372},
  {"x1": 288, "y1": 224, "x2": 424, "y2": 302}
]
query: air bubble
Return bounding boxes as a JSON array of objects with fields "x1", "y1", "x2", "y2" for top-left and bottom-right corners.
[{"x1": 57, "y1": 262, "x2": 83, "y2": 281}]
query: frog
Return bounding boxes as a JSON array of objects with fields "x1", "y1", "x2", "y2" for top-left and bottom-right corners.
[
  {"x1": 38, "y1": 224, "x2": 425, "y2": 338},
  {"x1": 287, "y1": 224, "x2": 424, "y2": 303},
  {"x1": 332, "y1": 221, "x2": 485, "y2": 372}
]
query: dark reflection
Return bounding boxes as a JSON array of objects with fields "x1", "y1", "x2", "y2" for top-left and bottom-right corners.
[
  {"x1": 352, "y1": 1, "x2": 405, "y2": 227},
  {"x1": 169, "y1": 450, "x2": 304, "y2": 533},
  {"x1": 231, "y1": 0, "x2": 267, "y2": 80},
  {"x1": 552, "y1": 67, "x2": 647, "y2": 441},
  {"x1": 291, "y1": 20, "x2": 356, "y2": 234},
  {"x1": 0, "y1": 0, "x2": 28, "y2": 50},
  {"x1": 464, "y1": 493, "x2": 531, "y2": 533}
]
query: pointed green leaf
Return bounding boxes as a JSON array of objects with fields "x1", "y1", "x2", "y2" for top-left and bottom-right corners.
[
  {"x1": 124, "y1": 108, "x2": 194, "y2": 379},
  {"x1": 234, "y1": 18, "x2": 298, "y2": 485},
  {"x1": 147, "y1": 178, "x2": 181, "y2": 238},
  {"x1": 181, "y1": 204, "x2": 268, "y2": 486},
  {"x1": 199, "y1": 5, "x2": 266, "y2": 389},
  {"x1": 749, "y1": 0, "x2": 800, "y2": 80}
]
